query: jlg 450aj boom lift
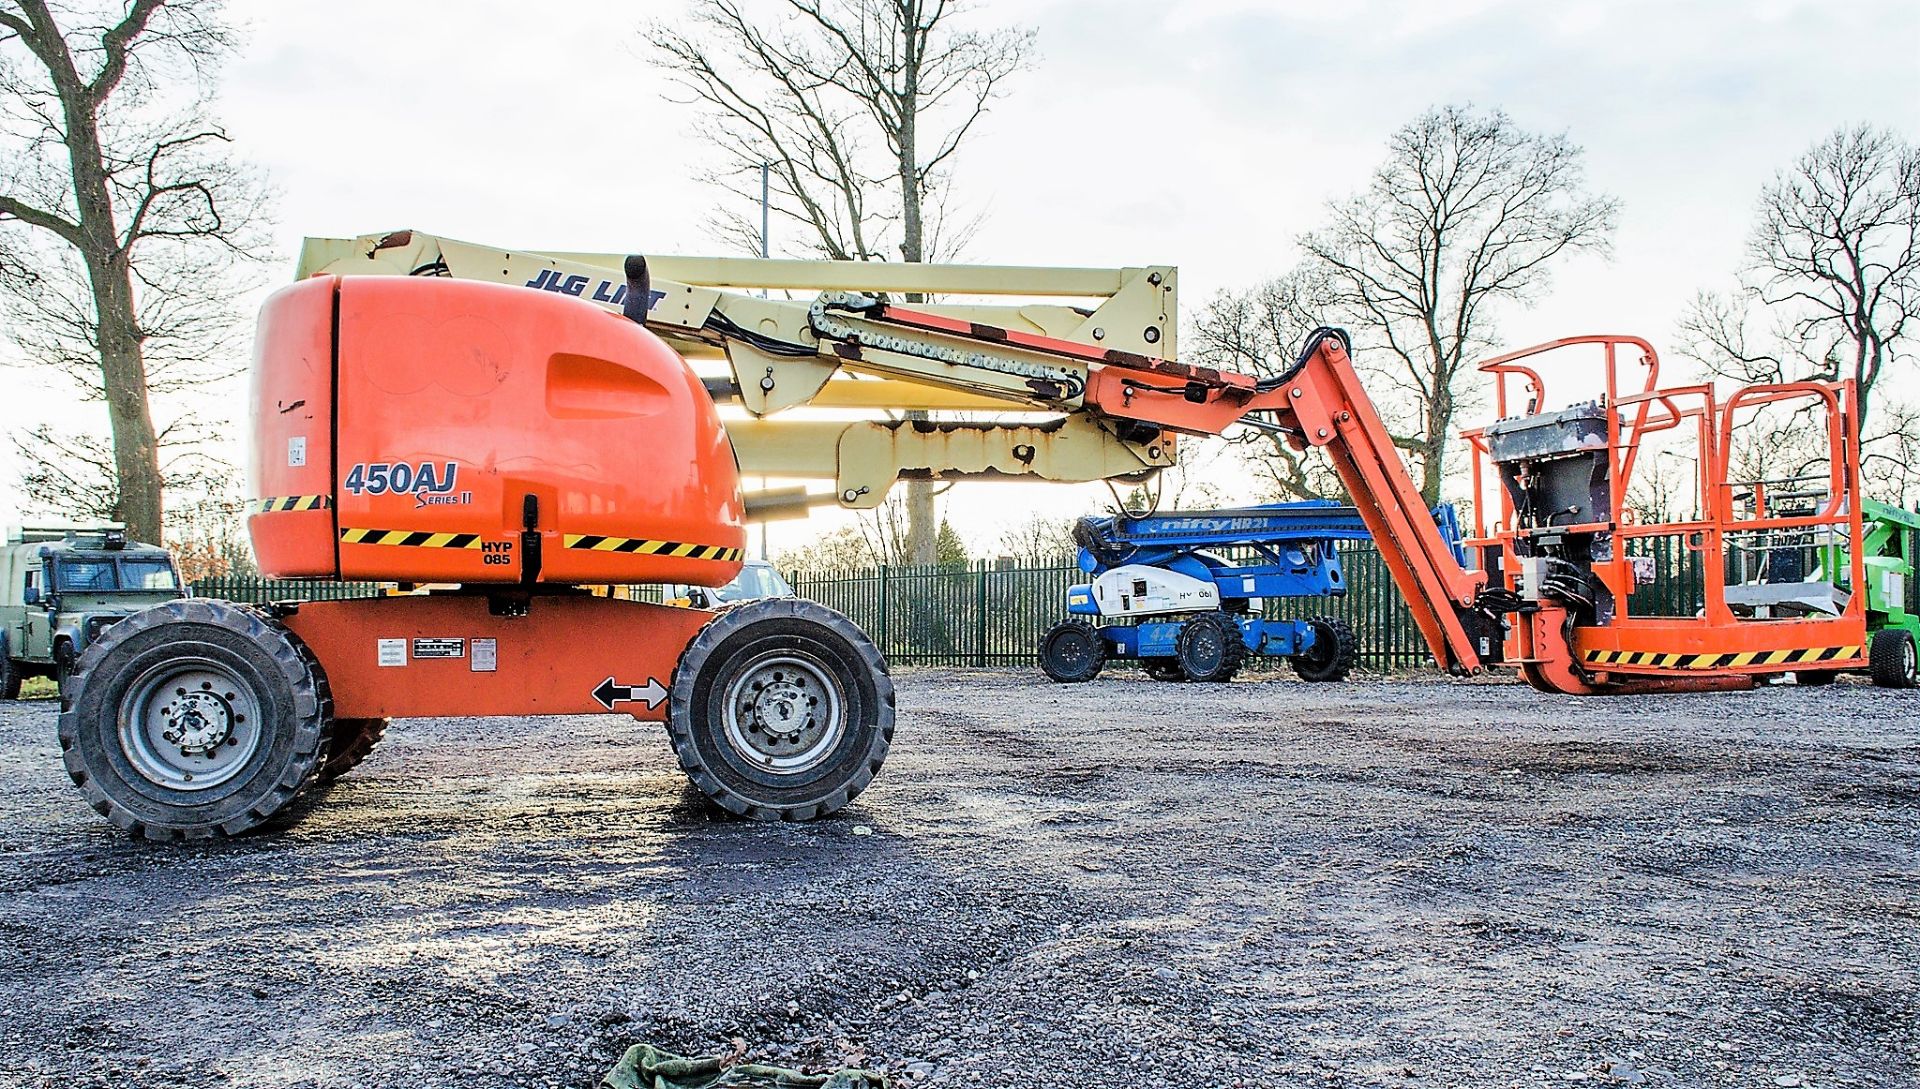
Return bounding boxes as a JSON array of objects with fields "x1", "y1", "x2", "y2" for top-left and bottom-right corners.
[{"x1": 55, "y1": 231, "x2": 1899, "y2": 840}]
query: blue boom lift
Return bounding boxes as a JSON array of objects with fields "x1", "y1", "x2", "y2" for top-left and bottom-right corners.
[{"x1": 1039, "y1": 499, "x2": 1466, "y2": 683}]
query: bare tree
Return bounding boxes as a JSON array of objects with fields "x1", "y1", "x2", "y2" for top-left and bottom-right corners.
[
  {"x1": 0, "y1": 0, "x2": 268, "y2": 543},
  {"x1": 1188, "y1": 269, "x2": 1347, "y2": 501},
  {"x1": 1680, "y1": 124, "x2": 1919, "y2": 428},
  {"x1": 12, "y1": 418, "x2": 204, "y2": 518},
  {"x1": 648, "y1": 0, "x2": 1033, "y2": 562},
  {"x1": 1299, "y1": 104, "x2": 1618, "y2": 503},
  {"x1": 991, "y1": 513, "x2": 1075, "y2": 566},
  {"x1": 774, "y1": 523, "x2": 876, "y2": 573}
]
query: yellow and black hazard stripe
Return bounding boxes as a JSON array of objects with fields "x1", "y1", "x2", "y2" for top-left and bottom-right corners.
[
  {"x1": 1583, "y1": 645, "x2": 1864, "y2": 670},
  {"x1": 250, "y1": 494, "x2": 331, "y2": 514},
  {"x1": 562, "y1": 534, "x2": 744, "y2": 562},
  {"x1": 338, "y1": 527, "x2": 483, "y2": 549}
]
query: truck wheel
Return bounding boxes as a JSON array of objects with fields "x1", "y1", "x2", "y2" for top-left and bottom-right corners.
[
  {"x1": 1142, "y1": 658, "x2": 1186, "y2": 682},
  {"x1": 57, "y1": 600, "x2": 334, "y2": 841},
  {"x1": 0, "y1": 644, "x2": 19, "y2": 701},
  {"x1": 1039, "y1": 619, "x2": 1106, "y2": 683},
  {"x1": 1868, "y1": 628, "x2": 1918, "y2": 689},
  {"x1": 1176, "y1": 611, "x2": 1247, "y2": 682},
  {"x1": 316, "y1": 717, "x2": 388, "y2": 783},
  {"x1": 1291, "y1": 616, "x2": 1358, "y2": 682},
  {"x1": 667, "y1": 599, "x2": 893, "y2": 821}
]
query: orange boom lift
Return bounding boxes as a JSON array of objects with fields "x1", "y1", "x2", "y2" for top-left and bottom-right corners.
[{"x1": 53, "y1": 235, "x2": 1895, "y2": 841}]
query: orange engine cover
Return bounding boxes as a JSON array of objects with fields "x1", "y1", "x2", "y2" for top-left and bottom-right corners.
[{"x1": 248, "y1": 275, "x2": 745, "y2": 587}]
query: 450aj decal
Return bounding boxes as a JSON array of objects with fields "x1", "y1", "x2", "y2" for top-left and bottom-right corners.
[{"x1": 344, "y1": 461, "x2": 473, "y2": 508}]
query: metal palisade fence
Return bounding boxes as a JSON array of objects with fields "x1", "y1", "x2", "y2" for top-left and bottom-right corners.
[
  {"x1": 191, "y1": 576, "x2": 392, "y2": 602},
  {"x1": 789, "y1": 541, "x2": 1435, "y2": 670}
]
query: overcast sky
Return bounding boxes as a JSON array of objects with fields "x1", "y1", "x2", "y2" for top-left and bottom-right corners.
[{"x1": 4, "y1": 0, "x2": 1918, "y2": 552}]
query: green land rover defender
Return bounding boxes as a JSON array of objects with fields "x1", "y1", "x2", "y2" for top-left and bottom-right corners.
[{"x1": 1, "y1": 525, "x2": 184, "y2": 698}]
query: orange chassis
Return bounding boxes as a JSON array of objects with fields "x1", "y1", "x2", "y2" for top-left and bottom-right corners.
[{"x1": 278, "y1": 594, "x2": 712, "y2": 722}]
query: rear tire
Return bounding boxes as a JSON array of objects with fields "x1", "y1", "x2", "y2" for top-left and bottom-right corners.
[
  {"x1": 1868, "y1": 628, "x2": 1918, "y2": 689},
  {"x1": 1039, "y1": 619, "x2": 1106, "y2": 683},
  {"x1": 316, "y1": 717, "x2": 388, "y2": 783},
  {"x1": 1291, "y1": 616, "x2": 1358, "y2": 682},
  {"x1": 1176, "y1": 612, "x2": 1247, "y2": 683},
  {"x1": 667, "y1": 599, "x2": 893, "y2": 821},
  {"x1": 0, "y1": 649, "x2": 20, "y2": 701},
  {"x1": 57, "y1": 599, "x2": 334, "y2": 841}
]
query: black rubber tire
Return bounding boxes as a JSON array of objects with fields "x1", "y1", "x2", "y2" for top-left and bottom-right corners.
[
  {"x1": 58, "y1": 599, "x2": 335, "y2": 841},
  {"x1": 316, "y1": 717, "x2": 388, "y2": 783},
  {"x1": 1176, "y1": 611, "x2": 1247, "y2": 683},
  {"x1": 1142, "y1": 657, "x2": 1186, "y2": 682},
  {"x1": 1291, "y1": 615, "x2": 1358, "y2": 682},
  {"x1": 1039, "y1": 619, "x2": 1106, "y2": 683},
  {"x1": 1795, "y1": 670, "x2": 1838, "y2": 686},
  {"x1": 1868, "y1": 628, "x2": 1918, "y2": 689},
  {"x1": 0, "y1": 637, "x2": 20, "y2": 701},
  {"x1": 667, "y1": 598, "x2": 893, "y2": 821}
]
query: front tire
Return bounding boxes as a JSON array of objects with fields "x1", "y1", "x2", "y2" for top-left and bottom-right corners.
[
  {"x1": 0, "y1": 650, "x2": 20, "y2": 701},
  {"x1": 58, "y1": 600, "x2": 334, "y2": 841},
  {"x1": 1869, "y1": 628, "x2": 1918, "y2": 689},
  {"x1": 1039, "y1": 619, "x2": 1106, "y2": 683},
  {"x1": 667, "y1": 599, "x2": 893, "y2": 821}
]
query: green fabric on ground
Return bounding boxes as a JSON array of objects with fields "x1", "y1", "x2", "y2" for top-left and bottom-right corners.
[{"x1": 604, "y1": 1044, "x2": 890, "y2": 1089}]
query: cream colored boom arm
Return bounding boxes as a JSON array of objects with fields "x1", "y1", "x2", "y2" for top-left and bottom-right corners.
[{"x1": 297, "y1": 231, "x2": 1181, "y2": 509}]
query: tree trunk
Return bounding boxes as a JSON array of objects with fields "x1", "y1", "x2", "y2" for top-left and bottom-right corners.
[
  {"x1": 74, "y1": 173, "x2": 163, "y2": 543},
  {"x1": 896, "y1": 24, "x2": 937, "y2": 565},
  {"x1": 1419, "y1": 392, "x2": 1452, "y2": 506},
  {"x1": 32, "y1": 6, "x2": 168, "y2": 543},
  {"x1": 95, "y1": 267, "x2": 164, "y2": 542}
]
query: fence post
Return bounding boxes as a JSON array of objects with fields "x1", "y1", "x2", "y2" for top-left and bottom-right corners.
[
  {"x1": 974, "y1": 563, "x2": 989, "y2": 667},
  {"x1": 877, "y1": 564, "x2": 890, "y2": 657}
]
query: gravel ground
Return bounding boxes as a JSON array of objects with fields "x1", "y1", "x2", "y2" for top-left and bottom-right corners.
[{"x1": 0, "y1": 668, "x2": 1915, "y2": 1089}]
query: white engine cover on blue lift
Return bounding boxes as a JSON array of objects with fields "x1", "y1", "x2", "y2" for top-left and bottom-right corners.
[{"x1": 1091, "y1": 564, "x2": 1220, "y2": 618}]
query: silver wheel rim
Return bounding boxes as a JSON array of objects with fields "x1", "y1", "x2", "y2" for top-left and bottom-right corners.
[
  {"x1": 117, "y1": 658, "x2": 264, "y2": 792},
  {"x1": 722, "y1": 652, "x2": 845, "y2": 775},
  {"x1": 1905, "y1": 638, "x2": 1916, "y2": 683}
]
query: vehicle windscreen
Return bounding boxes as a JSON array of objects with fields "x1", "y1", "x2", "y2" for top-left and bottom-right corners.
[
  {"x1": 120, "y1": 558, "x2": 180, "y2": 590},
  {"x1": 712, "y1": 565, "x2": 794, "y2": 602},
  {"x1": 55, "y1": 559, "x2": 118, "y2": 592},
  {"x1": 54, "y1": 556, "x2": 179, "y2": 592}
]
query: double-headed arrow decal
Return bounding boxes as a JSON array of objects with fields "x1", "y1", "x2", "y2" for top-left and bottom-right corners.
[{"x1": 591, "y1": 676, "x2": 667, "y2": 710}]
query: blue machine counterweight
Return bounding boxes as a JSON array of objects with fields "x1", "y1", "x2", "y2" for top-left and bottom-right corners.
[{"x1": 1039, "y1": 500, "x2": 1466, "y2": 683}]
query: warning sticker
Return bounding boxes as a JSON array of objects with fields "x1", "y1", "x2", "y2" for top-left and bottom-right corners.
[
  {"x1": 377, "y1": 638, "x2": 407, "y2": 667},
  {"x1": 471, "y1": 638, "x2": 497, "y2": 673},
  {"x1": 412, "y1": 638, "x2": 466, "y2": 660}
]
